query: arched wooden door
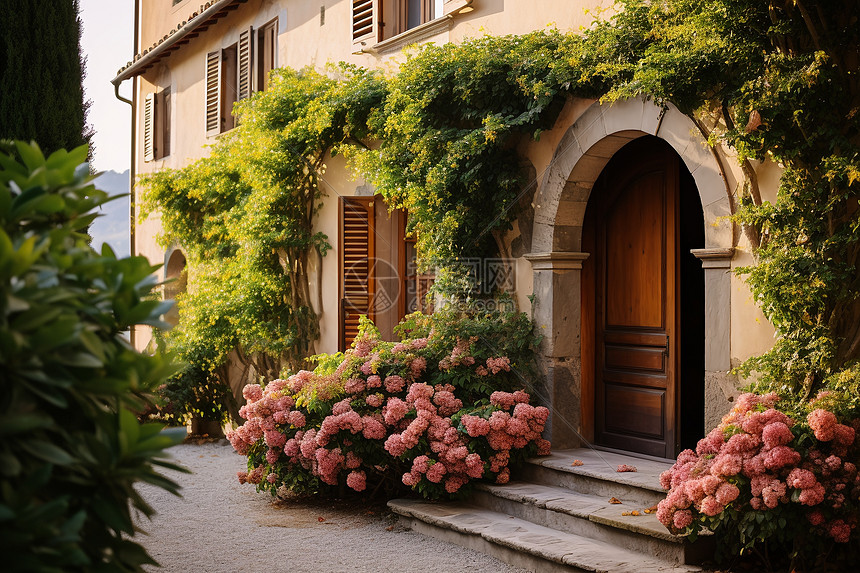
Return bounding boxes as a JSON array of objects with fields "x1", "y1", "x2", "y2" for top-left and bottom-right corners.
[{"x1": 589, "y1": 138, "x2": 681, "y2": 459}]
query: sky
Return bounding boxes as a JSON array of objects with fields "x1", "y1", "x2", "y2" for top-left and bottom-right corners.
[{"x1": 79, "y1": 0, "x2": 134, "y2": 174}]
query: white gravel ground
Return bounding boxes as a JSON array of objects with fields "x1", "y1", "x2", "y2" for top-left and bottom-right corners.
[{"x1": 137, "y1": 440, "x2": 527, "y2": 573}]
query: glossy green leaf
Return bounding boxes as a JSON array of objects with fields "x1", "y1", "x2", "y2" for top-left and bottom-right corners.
[
  {"x1": 14, "y1": 141, "x2": 45, "y2": 172},
  {"x1": 27, "y1": 441, "x2": 74, "y2": 466},
  {"x1": 0, "y1": 413, "x2": 53, "y2": 436}
]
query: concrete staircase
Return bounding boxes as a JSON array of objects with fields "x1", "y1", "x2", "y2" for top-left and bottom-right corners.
[{"x1": 388, "y1": 448, "x2": 712, "y2": 572}]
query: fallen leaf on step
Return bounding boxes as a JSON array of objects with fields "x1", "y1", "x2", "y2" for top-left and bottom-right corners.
[
  {"x1": 616, "y1": 464, "x2": 637, "y2": 472},
  {"x1": 318, "y1": 517, "x2": 325, "y2": 522},
  {"x1": 621, "y1": 510, "x2": 641, "y2": 516},
  {"x1": 608, "y1": 497, "x2": 622, "y2": 504},
  {"x1": 571, "y1": 460, "x2": 584, "y2": 467},
  {"x1": 644, "y1": 505, "x2": 658, "y2": 514}
]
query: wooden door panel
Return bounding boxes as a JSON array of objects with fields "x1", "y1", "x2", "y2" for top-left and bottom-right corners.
[
  {"x1": 603, "y1": 330, "x2": 667, "y2": 347},
  {"x1": 593, "y1": 138, "x2": 679, "y2": 459},
  {"x1": 602, "y1": 369, "x2": 669, "y2": 390},
  {"x1": 603, "y1": 384, "x2": 665, "y2": 439},
  {"x1": 605, "y1": 171, "x2": 664, "y2": 329},
  {"x1": 605, "y1": 345, "x2": 665, "y2": 372}
]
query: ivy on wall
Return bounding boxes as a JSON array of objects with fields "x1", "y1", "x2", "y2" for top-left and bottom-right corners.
[{"x1": 144, "y1": 0, "x2": 860, "y2": 402}]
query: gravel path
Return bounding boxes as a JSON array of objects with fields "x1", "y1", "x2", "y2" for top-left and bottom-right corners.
[{"x1": 137, "y1": 440, "x2": 527, "y2": 573}]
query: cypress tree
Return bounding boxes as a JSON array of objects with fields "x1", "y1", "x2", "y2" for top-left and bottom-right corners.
[{"x1": 0, "y1": 0, "x2": 92, "y2": 154}]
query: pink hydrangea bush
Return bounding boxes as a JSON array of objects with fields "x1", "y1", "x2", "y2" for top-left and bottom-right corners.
[
  {"x1": 230, "y1": 310, "x2": 549, "y2": 499},
  {"x1": 657, "y1": 391, "x2": 859, "y2": 565}
]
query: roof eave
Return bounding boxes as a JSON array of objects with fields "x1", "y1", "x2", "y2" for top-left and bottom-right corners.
[{"x1": 112, "y1": 0, "x2": 243, "y2": 85}]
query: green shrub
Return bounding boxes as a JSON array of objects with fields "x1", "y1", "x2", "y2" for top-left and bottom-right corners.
[
  {"x1": 151, "y1": 364, "x2": 233, "y2": 427},
  {"x1": 0, "y1": 142, "x2": 184, "y2": 571}
]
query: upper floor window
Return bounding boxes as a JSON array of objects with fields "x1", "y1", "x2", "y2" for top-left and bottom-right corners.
[
  {"x1": 144, "y1": 87, "x2": 170, "y2": 161},
  {"x1": 352, "y1": 0, "x2": 443, "y2": 45},
  {"x1": 206, "y1": 20, "x2": 278, "y2": 136},
  {"x1": 397, "y1": 0, "x2": 435, "y2": 35},
  {"x1": 258, "y1": 19, "x2": 277, "y2": 92}
]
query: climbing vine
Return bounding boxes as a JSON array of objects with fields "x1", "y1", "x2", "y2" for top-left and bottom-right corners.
[
  {"x1": 141, "y1": 65, "x2": 385, "y2": 380},
  {"x1": 144, "y1": 0, "x2": 860, "y2": 404}
]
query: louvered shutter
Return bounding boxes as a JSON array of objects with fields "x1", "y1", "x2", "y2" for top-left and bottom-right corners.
[
  {"x1": 238, "y1": 27, "x2": 253, "y2": 101},
  {"x1": 422, "y1": 0, "x2": 433, "y2": 23},
  {"x1": 143, "y1": 93, "x2": 155, "y2": 162},
  {"x1": 205, "y1": 51, "x2": 220, "y2": 135},
  {"x1": 352, "y1": 0, "x2": 374, "y2": 42},
  {"x1": 340, "y1": 198, "x2": 375, "y2": 350}
]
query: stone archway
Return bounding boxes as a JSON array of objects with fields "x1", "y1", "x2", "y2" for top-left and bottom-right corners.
[
  {"x1": 525, "y1": 98, "x2": 736, "y2": 450},
  {"x1": 163, "y1": 247, "x2": 187, "y2": 327}
]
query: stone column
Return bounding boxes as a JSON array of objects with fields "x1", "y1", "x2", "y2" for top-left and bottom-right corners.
[
  {"x1": 524, "y1": 252, "x2": 589, "y2": 449},
  {"x1": 690, "y1": 247, "x2": 735, "y2": 430}
]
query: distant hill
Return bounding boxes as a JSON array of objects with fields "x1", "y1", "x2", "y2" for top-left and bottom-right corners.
[{"x1": 90, "y1": 169, "x2": 130, "y2": 258}]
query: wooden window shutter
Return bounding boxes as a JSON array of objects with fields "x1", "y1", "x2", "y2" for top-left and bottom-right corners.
[
  {"x1": 157, "y1": 87, "x2": 170, "y2": 159},
  {"x1": 340, "y1": 197, "x2": 375, "y2": 350},
  {"x1": 238, "y1": 27, "x2": 253, "y2": 101},
  {"x1": 352, "y1": 0, "x2": 374, "y2": 42},
  {"x1": 205, "y1": 51, "x2": 220, "y2": 135},
  {"x1": 143, "y1": 92, "x2": 155, "y2": 162}
]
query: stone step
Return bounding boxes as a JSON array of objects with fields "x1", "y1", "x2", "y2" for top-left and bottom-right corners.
[
  {"x1": 472, "y1": 481, "x2": 711, "y2": 565},
  {"x1": 517, "y1": 448, "x2": 672, "y2": 508},
  {"x1": 388, "y1": 498, "x2": 701, "y2": 573}
]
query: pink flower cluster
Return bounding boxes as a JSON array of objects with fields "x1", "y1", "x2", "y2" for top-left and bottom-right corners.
[
  {"x1": 387, "y1": 384, "x2": 550, "y2": 493},
  {"x1": 656, "y1": 392, "x2": 859, "y2": 545},
  {"x1": 229, "y1": 326, "x2": 552, "y2": 500},
  {"x1": 486, "y1": 357, "x2": 511, "y2": 374},
  {"x1": 392, "y1": 338, "x2": 428, "y2": 354},
  {"x1": 228, "y1": 379, "x2": 297, "y2": 457},
  {"x1": 438, "y1": 337, "x2": 477, "y2": 370}
]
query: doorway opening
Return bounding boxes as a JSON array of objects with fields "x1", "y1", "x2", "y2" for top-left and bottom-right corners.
[{"x1": 581, "y1": 135, "x2": 704, "y2": 458}]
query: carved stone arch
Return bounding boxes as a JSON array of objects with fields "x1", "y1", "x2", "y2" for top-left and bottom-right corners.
[
  {"x1": 526, "y1": 98, "x2": 736, "y2": 449},
  {"x1": 532, "y1": 98, "x2": 734, "y2": 252}
]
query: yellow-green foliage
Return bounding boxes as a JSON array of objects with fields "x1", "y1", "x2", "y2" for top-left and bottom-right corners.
[{"x1": 141, "y1": 65, "x2": 385, "y2": 379}]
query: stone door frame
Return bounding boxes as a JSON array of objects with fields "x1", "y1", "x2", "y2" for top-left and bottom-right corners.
[{"x1": 525, "y1": 98, "x2": 736, "y2": 450}]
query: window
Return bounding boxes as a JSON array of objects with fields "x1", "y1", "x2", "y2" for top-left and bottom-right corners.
[
  {"x1": 206, "y1": 22, "x2": 277, "y2": 136},
  {"x1": 220, "y1": 43, "x2": 238, "y2": 132},
  {"x1": 352, "y1": 1, "x2": 444, "y2": 45},
  {"x1": 257, "y1": 19, "x2": 277, "y2": 92},
  {"x1": 206, "y1": 40, "x2": 239, "y2": 135},
  {"x1": 339, "y1": 197, "x2": 427, "y2": 349},
  {"x1": 396, "y1": 0, "x2": 434, "y2": 35},
  {"x1": 143, "y1": 87, "x2": 170, "y2": 161}
]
